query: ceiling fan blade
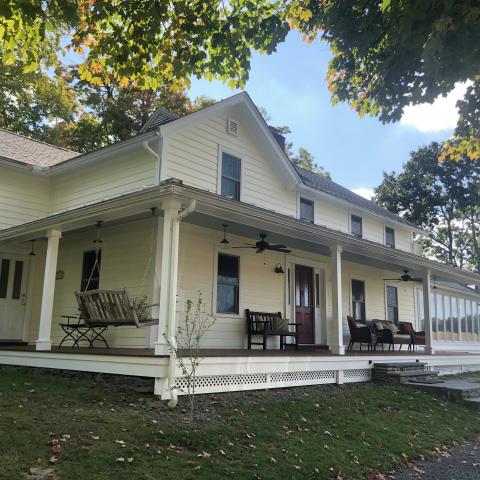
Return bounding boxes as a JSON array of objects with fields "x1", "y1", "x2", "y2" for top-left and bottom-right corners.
[
  {"x1": 230, "y1": 245, "x2": 256, "y2": 249},
  {"x1": 383, "y1": 278, "x2": 401, "y2": 281},
  {"x1": 268, "y1": 244, "x2": 287, "y2": 249},
  {"x1": 268, "y1": 247, "x2": 292, "y2": 253}
]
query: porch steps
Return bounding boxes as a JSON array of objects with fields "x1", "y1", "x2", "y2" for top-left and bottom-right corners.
[{"x1": 372, "y1": 362, "x2": 440, "y2": 385}]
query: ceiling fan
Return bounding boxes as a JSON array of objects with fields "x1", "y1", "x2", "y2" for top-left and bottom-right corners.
[
  {"x1": 231, "y1": 233, "x2": 292, "y2": 254},
  {"x1": 384, "y1": 269, "x2": 423, "y2": 283}
]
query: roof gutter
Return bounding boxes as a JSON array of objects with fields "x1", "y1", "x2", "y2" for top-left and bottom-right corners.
[{"x1": 49, "y1": 130, "x2": 160, "y2": 175}]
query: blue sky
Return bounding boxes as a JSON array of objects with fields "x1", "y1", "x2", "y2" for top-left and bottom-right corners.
[{"x1": 188, "y1": 32, "x2": 460, "y2": 197}]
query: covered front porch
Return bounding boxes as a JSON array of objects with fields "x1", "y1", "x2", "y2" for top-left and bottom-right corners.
[{"x1": 0, "y1": 180, "x2": 479, "y2": 398}]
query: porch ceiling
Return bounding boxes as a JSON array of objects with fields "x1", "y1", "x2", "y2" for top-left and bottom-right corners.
[{"x1": 0, "y1": 179, "x2": 478, "y2": 287}]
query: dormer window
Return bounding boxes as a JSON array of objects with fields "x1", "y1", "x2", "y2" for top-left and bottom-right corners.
[
  {"x1": 385, "y1": 226, "x2": 395, "y2": 248},
  {"x1": 220, "y1": 152, "x2": 241, "y2": 201},
  {"x1": 350, "y1": 214, "x2": 363, "y2": 238},
  {"x1": 299, "y1": 197, "x2": 314, "y2": 223}
]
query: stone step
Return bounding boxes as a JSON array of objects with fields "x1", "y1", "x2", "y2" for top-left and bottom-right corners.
[
  {"x1": 373, "y1": 369, "x2": 435, "y2": 378},
  {"x1": 372, "y1": 363, "x2": 429, "y2": 376},
  {"x1": 463, "y1": 397, "x2": 480, "y2": 410},
  {"x1": 404, "y1": 380, "x2": 480, "y2": 402}
]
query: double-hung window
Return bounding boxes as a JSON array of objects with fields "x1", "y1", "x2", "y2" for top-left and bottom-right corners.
[
  {"x1": 80, "y1": 249, "x2": 101, "y2": 292},
  {"x1": 351, "y1": 279, "x2": 366, "y2": 322},
  {"x1": 351, "y1": 214, "x2": 363, "y2": 238},
  {"x1": 385, "y1": 226, "x2": 395, "y2": 248},
  {"x1": 220, "y1": 152, "x2": 241, "y2": 200},
  {"x1": 299, "y1": 197, "x2": 314, "y2": 223},
  {"x1": 217, "y1": 253, "x2": 240, "y2": 314},
  {"x1": 386, "y1": 285, "x2": 399, "y2": 324}
]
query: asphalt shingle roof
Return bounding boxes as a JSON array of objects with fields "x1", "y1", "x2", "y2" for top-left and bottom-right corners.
[
  {"x1": 0, "y1": 128, "x2": 78, "y2": 167},
  {"x1": 296, "y1": 166, "x2": 420, "y2": 229}
]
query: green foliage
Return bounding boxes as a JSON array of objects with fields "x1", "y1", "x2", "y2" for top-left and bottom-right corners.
[
  {"x1": 0, "y1": 1, "x2": 289, "y2": 90},
  {"x1": 0, "y1": 62, "x2": 77, "y2": 143},
  {"x1": 2, "y1": 368, "x2": 480, "y2": 479},
  {"x1": 374, "y1": 143, "x2": 480, "y2": 272},
  {"x1": 291, "y1": 146, "x2": 330, "y2": 178},
  {"x1": 259, "y1": 106, "x2": 330, "y2": 177},
  {"x1": 0, "y1": 57, "x2": 216, "y2": 153},
  {"x1": 289, "y1": 0, "x2": 480, "y2": 159}
]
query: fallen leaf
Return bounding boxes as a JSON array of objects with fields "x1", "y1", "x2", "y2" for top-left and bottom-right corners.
[{"x1": 197, "y1": 451, "x2": 211, "y2": 459}]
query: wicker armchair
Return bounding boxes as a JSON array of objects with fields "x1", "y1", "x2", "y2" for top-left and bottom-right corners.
[
  {"x1": 347, "y1": 316, "x2": 375, "y2": 351},
  {"x1": 398, "y1": 322, "x2": 425, "y2": 351}
]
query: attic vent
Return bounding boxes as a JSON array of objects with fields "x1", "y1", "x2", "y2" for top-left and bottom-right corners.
[{"x1": 227, "y1": 118, "x2": 239, "y2": 136}]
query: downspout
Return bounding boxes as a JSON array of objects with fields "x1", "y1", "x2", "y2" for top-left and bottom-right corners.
[
  {"x1": 167, "y1": 198, "x2": 196, "y2": 407},
  {"x1": 142, "y1": 134, "x2": 161, "y2": 178}
]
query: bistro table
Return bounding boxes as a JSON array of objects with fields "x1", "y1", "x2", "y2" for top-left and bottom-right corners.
[{"x1": 58, "y1": 315, "x2": 109, "y2": 348}]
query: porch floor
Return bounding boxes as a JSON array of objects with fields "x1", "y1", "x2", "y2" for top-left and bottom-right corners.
[{"x1": 0, "y1": 345, "x2": 470, "y2": 357}]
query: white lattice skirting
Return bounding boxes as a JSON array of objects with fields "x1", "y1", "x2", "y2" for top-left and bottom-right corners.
[{"x1": 174, "y1": 368, "x2": 371, "y2": 395}]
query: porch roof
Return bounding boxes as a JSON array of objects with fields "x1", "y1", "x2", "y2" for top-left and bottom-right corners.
[{"x1": 0, "y1": 179, "x2": 479, "y2": 287}]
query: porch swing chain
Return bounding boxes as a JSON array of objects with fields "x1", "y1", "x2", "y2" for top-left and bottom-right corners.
[
  {"x1": 84, "y1": 211, "x2": 158, "y2": 300},
  {"x1": 84, "y1": 221, "x2": 103, "y2": 292},
  {"x1": 138, "y1": 207, "x2": 158, "y2": 301}
]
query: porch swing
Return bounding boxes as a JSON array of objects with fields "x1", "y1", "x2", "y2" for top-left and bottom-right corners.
[{"x1": 74, "y1": 211, "x2": 159, "y2": 328}]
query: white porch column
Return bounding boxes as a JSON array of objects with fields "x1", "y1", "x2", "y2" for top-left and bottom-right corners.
[
  {"x1": 422, "y1": 269, "x2": 435, "y2": 354},
  {"x1": 330, "y1": 244, "x2": 345, "y2": 355},
  {"x1": 36, "y1": 229, "x2": 62, "y2": 350},
  {"x1": 154, "y1": 198, "x2": 182, "y2": 356}
]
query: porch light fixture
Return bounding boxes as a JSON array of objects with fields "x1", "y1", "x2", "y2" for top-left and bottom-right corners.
[
  {"x1": 220, "y1": 224, "x2": 230, "y2": 245},
  {"x1": 29, "y1": 240, "x2": 36, "y2": 256},
  {"x1": 274, "y1": 263, "x2": 284, "y2": 274},
  {"x1": 93, "y1": 221, "x2": 103, "y2": 245}
]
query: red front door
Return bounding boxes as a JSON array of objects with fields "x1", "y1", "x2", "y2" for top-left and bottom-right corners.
[{"x1": 295, "y1": 265, "x2": 314, "y2": 344}]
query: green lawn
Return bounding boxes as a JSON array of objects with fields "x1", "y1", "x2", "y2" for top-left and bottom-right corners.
[{"x1": 1, "y1": 368, "x2": 480, "y2": 480}]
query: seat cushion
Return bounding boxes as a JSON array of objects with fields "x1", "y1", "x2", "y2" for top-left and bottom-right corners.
[
  {"x1": 393, "y1": 333, "x2": 411, "y2": 343},
  {"x1": 273, "y1": 316, "x2": 289, "y2": 333},
  {"x1": 399, "y1": 322, "x2": 414, "y2": 335},
  {"x1": 349, "y1": 318, "x2": 359, "y2": 329}
]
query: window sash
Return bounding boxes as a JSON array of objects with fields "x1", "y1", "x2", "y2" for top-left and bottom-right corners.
[
  {"x1": 81, "y1": 250, "x2": 101, "y2": 292},
  {"x1": 221, "y1": 153, "x2": 241, "y2": 200},
  {"x1": 351, "y1": 215, "x2": 363, "y2": 237},
  {"x1": 351, "y1": 279, "x2": 366, "y2": 322},
  {"x1": 217, "y1": 254, "x2": 240, "y2": 314},
  {"x1": 299, "y1": 198, "x2": 314, "y2": 223},
  {"x1": 386, "y1": 286, "x2": 398, "y2": 324},
  {"x1": 385, "y1": 227, "x2": 395, "y2": 247}
]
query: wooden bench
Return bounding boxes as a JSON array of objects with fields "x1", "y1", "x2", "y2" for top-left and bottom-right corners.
[{"x1": 246, "y1": 309, "x2": 300, "y2": 350}]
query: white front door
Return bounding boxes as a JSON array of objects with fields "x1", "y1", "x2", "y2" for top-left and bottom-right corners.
[{"x1": 0, "y1": 254, "x2": 29, "y2": 340}]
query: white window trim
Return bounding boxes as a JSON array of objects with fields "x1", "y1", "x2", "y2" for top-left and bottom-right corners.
[
  {"x1": 297, "y1": 194, "x2": 315, "y2": 223},
  {"x1": 349, "y1": 275, "x2": 368, "y2": 322},
  {"x1": 348, "y1": 212, "x2": 363, "y2": 238},
  {"x1": 217, "y1": 145, "x2": 244, "y2": 201},
  {"x1": 212, "y1": 247, "x2": 243, "y2": 318},
  {"x1": 384, "y1": 225, "x2": 396, "y2": 248}
]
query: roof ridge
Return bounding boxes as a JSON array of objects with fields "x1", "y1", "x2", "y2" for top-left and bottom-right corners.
[{"x1": 0, "y1": 127, "x2": 79, "y2": 154}]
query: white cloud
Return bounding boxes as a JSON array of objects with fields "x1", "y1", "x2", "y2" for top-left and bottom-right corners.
[
  {"x1": 351, "y1": 188, "x2": 375, "y2": 200},
  {"x1": 400, "y1": 82, "x2": 470, "y2": 132}
]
